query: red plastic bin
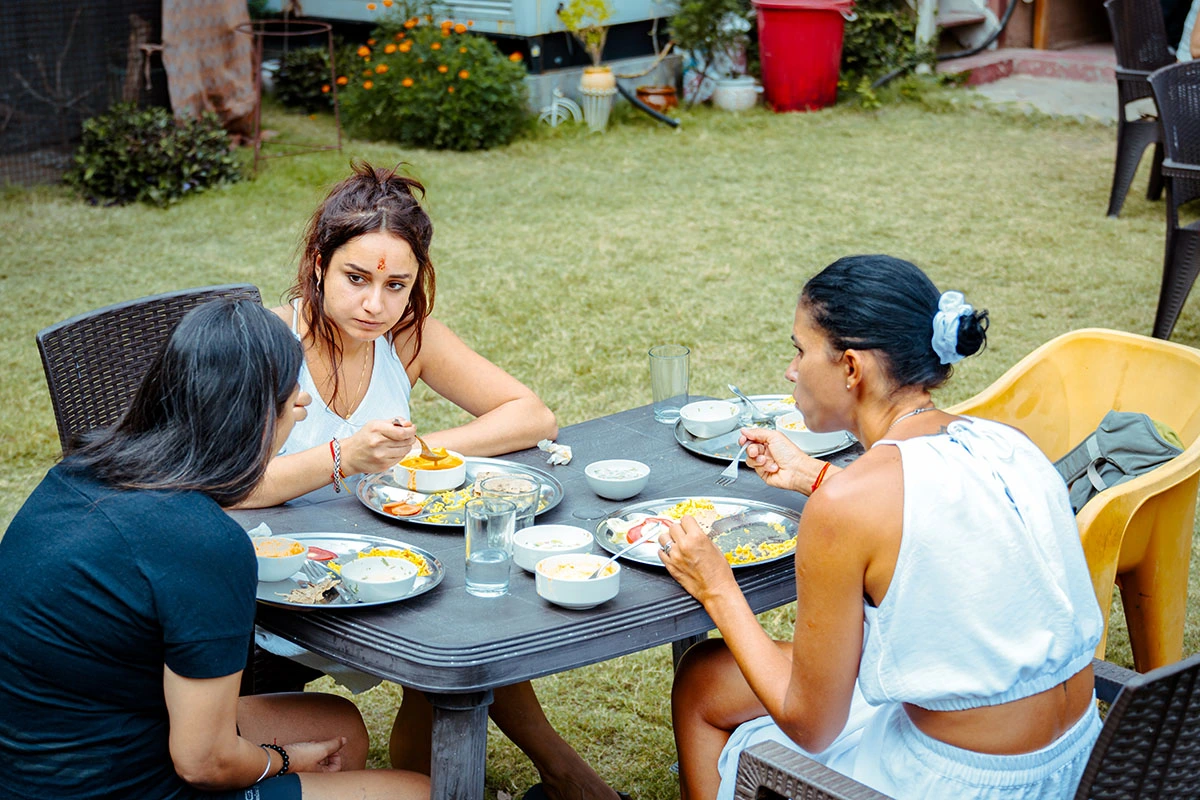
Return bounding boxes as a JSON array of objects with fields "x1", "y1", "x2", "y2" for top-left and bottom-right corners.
[{"x1": 752, "y1": 0, "x2": 854, "y2": 112}]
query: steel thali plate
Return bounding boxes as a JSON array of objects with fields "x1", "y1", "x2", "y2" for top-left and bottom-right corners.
[
  {"x1": 674, "y1": 394, "x2": 855, "y2": 462},
  {"x1": 595, "y1": 496, "x2": 801, "y2": 569},
  {"x1": 356, "y1": 457, "x2": 564, "y2": 528},
  {"x1": 255, "y1": 531, "x2": 444, "y2": 609}
]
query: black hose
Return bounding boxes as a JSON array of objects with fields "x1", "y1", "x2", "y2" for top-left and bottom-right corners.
[
  {"x1": 871, "y1": 0, "x2": 1020, "y2": 89},
  {"x1": 616, "y1": 80, "x2": 681, "y2": 127}
]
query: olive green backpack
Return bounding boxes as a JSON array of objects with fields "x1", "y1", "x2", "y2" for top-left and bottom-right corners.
[{"x1": 1053, "y1": 410, "x2": 1184, "y2": 514}]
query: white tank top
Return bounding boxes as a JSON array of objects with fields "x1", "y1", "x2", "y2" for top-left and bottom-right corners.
[
  {"x1": 278, "y1": 300, "x2": 413, "y2": 456},
  {"x1": 858, "y1": 417, "x2": 1103, "y2": 711}
]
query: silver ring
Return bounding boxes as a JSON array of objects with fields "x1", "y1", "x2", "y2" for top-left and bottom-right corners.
[{"x1": 660, "y1": 540, "x2": 673, "y2": 554}]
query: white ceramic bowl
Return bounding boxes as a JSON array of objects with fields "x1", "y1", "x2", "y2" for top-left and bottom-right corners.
[
  {"x1": 775, "y1": 411, "x2": 849, "y2": 454},
  {"x1": 339, "y1": 556, "x2": 418, "y2": 603},
  {"x1": 253, "y1": 536, "x2": 308, "y2": 582},
  {"x1": 584, "y1": 459, "x2": 650, "y2": 501},
  {"x1": 535, "y1": 554, "x2": 620, "y2": 610},
  {"x1": 679, "y1": 400, "x2": 742, "y2": 439},
  {"x1": 392, "y1": 449, "x2": 468, "y2": 493},
  {"x1": 512, "y1": 524, "x2": 594, "y2": 573}
]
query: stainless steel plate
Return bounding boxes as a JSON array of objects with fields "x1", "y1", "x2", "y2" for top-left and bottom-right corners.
[
  {"x1": 356, "y1": 457, "x2": 564, "y2": 528},
  {"x1": 594, "y1": 496, "x2": 801, "y2": 569},
  {"x1": 675, "y1": 419, "x2": 856, "y2": 462},
  {"x1": 256, "y1": 531, "x2": 444, "y2": 609}
]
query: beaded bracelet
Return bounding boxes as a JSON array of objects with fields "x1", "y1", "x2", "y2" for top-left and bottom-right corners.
[
  {"x1": 810, "y1": 461, "x2": 832, "y2": 494},
  {"x1": 261, "y1": 743, "x2": 290, "y2": 776}
]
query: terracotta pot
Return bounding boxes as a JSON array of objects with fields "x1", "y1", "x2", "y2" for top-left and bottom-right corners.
[
  {"x1": 580, "y1": 66, "x2": 616, "y2": 92},
  {"x1": 635, "y1": 84, "x2": 678, "y2": 112}
]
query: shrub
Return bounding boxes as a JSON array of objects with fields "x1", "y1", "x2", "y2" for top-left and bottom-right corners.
[
  {"x1": 839, "y1": 0, "x2": 935, "y2": 105},
  {"x1": 273, "y1": 42, "x2": 359, "y2": 112},
  {"x1": 339, "y1": 5, "x2": 530, "y2": 150},
  {"x1": 65, "y1": 104, "x2": 242, "y2": 207}
]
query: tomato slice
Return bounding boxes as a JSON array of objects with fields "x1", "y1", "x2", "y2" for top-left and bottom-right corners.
[
  {"x1": 627, "y1": 517, "x2": 673, "y2": 543},
  {"x1": 306, "y1": 546, "x2": 338, "y2": 562},
  {"x1": 382, "y1": 501, "x2": 424, "y2": 517}
]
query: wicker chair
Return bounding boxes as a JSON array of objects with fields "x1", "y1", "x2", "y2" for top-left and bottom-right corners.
[
  {"x1": 1149, "y1": 60, "x2": 1200, "y2": 339},
  {"x1": 1104, "y1": 0, "x2": 1172, "y2": 218},
  {"x1": 733, "y1": 655, "x2": 1200, "y2": 800},
  {"x1": 35, "y1": 284, "x2": 321, "y2": 695},
  {"x1": 37, "y1": 284, "x2": 264, "y2": 453}
]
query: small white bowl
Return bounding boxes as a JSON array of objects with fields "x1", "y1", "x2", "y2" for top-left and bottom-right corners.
[
  {"x1": 679, "y1": 400, "x2": 741, "y2": 439},
  {"x1": 392, "y1": 449, "x2": 468, "y2": 493},
  {"x1": 775, "y1": 411, "x2": 850, "y2": 454},
  {"x1": 513, "y1": 524, "x2": 594, "y2": 573},
  {"x1": 535, "y1": 554, "x2": 620, "y2": 610},
  {"x1": 339, "y1": 556, "x2": 418, "y2": 603},
  {"x1": 253, "y1": 536, "x2": 308, "y2": 582},
  {"x1": 584, "y1": 459, "x2": 650, "y2": 501}
]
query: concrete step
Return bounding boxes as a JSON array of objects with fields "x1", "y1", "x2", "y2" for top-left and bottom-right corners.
[{"x1": 937, "y1": 42, "x2": 1116, "y2": 85}]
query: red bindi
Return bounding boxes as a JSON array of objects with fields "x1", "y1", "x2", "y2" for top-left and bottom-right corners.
[{"x1": 377, "y1": 256, "x2": 386, "y2": 271}]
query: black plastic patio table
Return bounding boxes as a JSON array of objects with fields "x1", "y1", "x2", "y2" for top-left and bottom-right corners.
[{"x1": 232, "y1": 403, "x2": 860, "y2": 799}]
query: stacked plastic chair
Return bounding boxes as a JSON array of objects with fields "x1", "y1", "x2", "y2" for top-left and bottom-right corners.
[
  {"x1": 1104, "y1": 0, "x2": 1172, "y2": 218},
  {"x1": 1149, "y1": 60, "x2": 1200, "y2": 338}
]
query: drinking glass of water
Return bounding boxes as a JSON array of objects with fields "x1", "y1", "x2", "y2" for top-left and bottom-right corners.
[{"x1": 464, "y1": 497, "x2": 516, "y2": 598}]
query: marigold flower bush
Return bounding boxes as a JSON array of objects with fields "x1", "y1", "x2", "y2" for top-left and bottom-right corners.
[
  {"x1": 339, "y1": 4, "x2": 530, "y2": 150},
  {"x1": 65, "y1": 104, "x2": 241, "y2": 207},
  {"x1": 273, "y1": 41, "x2": 361, "y2": 112}
]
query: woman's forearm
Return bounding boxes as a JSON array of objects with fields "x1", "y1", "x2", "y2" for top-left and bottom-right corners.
[
  {"x1": 172, "y1": 732, "x2": 277, "y2": 790},
  {"x1": 234, "y1": 448, "x2": 338, "y2": 509},
  {"x1": 702, "y1": 589, "x2": 797, "y2": 724},
  {"x1": 425, "y1": 396, "x2": 557, "y2": 457}
]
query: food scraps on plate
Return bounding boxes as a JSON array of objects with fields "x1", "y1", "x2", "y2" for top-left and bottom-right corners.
[{"x1": 606, "y1": 498, "x2": 796, "y2": 566}]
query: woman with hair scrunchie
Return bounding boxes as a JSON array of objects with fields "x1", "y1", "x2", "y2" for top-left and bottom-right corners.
[{"x1": 659, "y1": 255, "x2": 1104, "y2": 800}]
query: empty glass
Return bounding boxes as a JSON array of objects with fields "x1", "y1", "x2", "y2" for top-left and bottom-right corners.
[
  {"x1": 464, "y1": 497, "x2": 516, "y2": 598},
  {"x1": 649, "y1": 344, "x2": 690, "y2": 423},
  {"x1": 477, "y1": 474, "x2": 541, "y2": 531}
]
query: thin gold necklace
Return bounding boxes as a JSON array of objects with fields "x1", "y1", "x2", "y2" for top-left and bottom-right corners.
[
  {"x1": 885, "y1": 404, "x2": 935, "y2": 434},
  {"x1": 336, "y1": 343, "x2": 372, "y2": 420}
]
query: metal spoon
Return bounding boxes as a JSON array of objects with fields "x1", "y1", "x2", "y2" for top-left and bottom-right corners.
[
  {"x1": 727, "y1": 384, "x2": 771, "y2": 422},
  {"x1": 588, "y1": 524, "x2": 667, "y2": 579},
  {"x1": 414, "y1": 434, "x2": 446, "y2": 462}
]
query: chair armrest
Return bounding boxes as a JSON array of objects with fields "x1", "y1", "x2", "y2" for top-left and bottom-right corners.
[
  {"x1": 1116, "y1": 67, "x2": 1153, "y2": 81},
  {"x1": 734, "y1": 740, "x2": 893, "y2": 800},
  {"x1": 1093, "y1": 657, "x2": 1137, "y2": 704},
  {"x1": 1162, "y1": 159, "x2": 1200, "y2": 179}
]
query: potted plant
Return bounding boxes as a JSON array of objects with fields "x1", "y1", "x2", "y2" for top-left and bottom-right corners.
[
  {"x1": 559, "y1": 0, "x2": 617, "y2": 130},
  {"x1": 670, "y1": 0, "x2": 757, "y2": 109}
]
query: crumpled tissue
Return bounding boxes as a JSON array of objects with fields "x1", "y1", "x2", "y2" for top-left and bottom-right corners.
[{"x1": 537, "y1": 439, "x2": 573, "y2": 465}]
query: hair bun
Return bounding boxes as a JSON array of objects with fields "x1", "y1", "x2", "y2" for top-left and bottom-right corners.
[{"x1": 956, "y1": 309, "x2": 989, "y2": 358}]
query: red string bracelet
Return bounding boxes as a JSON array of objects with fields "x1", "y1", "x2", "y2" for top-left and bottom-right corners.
[{"x1": 810, "y1": 461, "x2": 832, "y2": 494}]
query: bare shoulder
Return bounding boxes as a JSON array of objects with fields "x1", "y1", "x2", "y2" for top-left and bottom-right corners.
[
  {"x1": 803, "y1": 445, "x2": 903, "y2": 547},
  {"x1": 267, "y1": 304, "x2": 292, "y2": 325}
]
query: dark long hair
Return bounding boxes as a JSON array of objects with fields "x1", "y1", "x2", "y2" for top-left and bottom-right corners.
[
  {"x1": 289, "y1": 161, "x2": 436, "y2": 399},
  {"x1": 801, "y1": 255, "x2": 989, "y2": 391},
  {"x1": 69, "y1": 300, "x2": 303, "y2": 507}
]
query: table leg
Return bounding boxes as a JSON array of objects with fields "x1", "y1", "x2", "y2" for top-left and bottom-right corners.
[
  {"x1": 672, "y1": 633, "x2": 708, "y2": 669},
  {"x1": 427, "y1": 689, "x2": 493, "y2": 800}
]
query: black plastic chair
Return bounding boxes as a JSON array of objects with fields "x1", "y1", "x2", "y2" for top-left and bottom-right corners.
[
  {"x1": 36, "y1": 284, "x2": 322, "y2": 695},
  {"x1": 1149, "y1": 60, "x2": 1200, "y2": 339},
  {"x1": 1104, "y1": 0, "x2": 1172, "y2": 218},
  {"x1": 733, "y1": 655, "x2": 1200, "y2": 800}
]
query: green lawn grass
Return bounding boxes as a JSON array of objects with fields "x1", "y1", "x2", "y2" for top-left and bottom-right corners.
[{"x1": 3, "y1": 90, "x2": 1197, "y2": 797}]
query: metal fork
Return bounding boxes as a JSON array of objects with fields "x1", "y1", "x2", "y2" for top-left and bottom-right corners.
[
  {"x1": 301, "y1": 559, "x2": 355, "y2": 604},
  {"x1": 716, "y1": 443, "x2": 752, "y2": 487}
]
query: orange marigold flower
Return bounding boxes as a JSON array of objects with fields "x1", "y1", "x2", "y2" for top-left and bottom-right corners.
[
  {"x1": 404, "y1": 18, "x2": 417, "y2": 28},
  {"x1": 458, "y1": 69, "x2": 469, "y2": 79},
  {"x1": 402, "y1": 77, "x2": 414, "y2": 87},
  {"x1": 363, "y1": 80, "x2": 374, "y2": 89},
  {"x1": 467, "y1": 20, "x2": 474, "y2": 25},
  {"x1": 357, "y1": 45, "x2": 371, "y2": 56},
  {"x1": 368, "y1": 38, "x2": 376, "y2": 44},
  {"x1": 454, "y1": 23, "x2": 467, "y2": 33},
  {"x1": 399, "y1": 41, "x2": 412, "y2": 52},
  {"x1": 437, "y1": 64, "x2": 448, "y2": 73},
  {"x1": 383, "y1": 0, "x2": 393, "y2": 5},
  {"x1": 509, "y1": 51, "x2": 522, "y2": 61},
  {"x1": 321, "y1": 84, "x2": 331, "y2": 92},
  {"x1": 447, "y1": 86, "x2": 455, "y2": 93},
  {"x1": 384, "y1": 43, "x2": 397, "y2": 53},
  {"x1": 425, "y1": 14, "x2": 433, "y2": 21},
  {"x1": 395, "y1": 31, "x2": 405, "y2": 39},
  {"x1": 417, "y1": 57, "x2": 424, "y2": 62},
  {"x1": 375, "y1": 63, "x2": 389, "y2": 73},
  {"x1": 336, "y1": 75, "x2": 348, "y2": 85},
  {"x1": 441, "y1": 19, "x2": 453, "y2": 27},
  {"x1": 366, "y1": 2, "x2": 376, "y2": 9},
  {"x1": 363, "y1": 68, "x2": 372, "y2": 75},
  {"x1": 431, "y1": 42, "x2": 441, "y2": 50},
  {"x1": 459, "y1": 46, "x2": 467, "y2": 53}
]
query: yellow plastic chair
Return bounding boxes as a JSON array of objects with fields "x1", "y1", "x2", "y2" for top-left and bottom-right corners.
[{"x1": 947, "y1": 328, "x2": 1200, "y2": 672}]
